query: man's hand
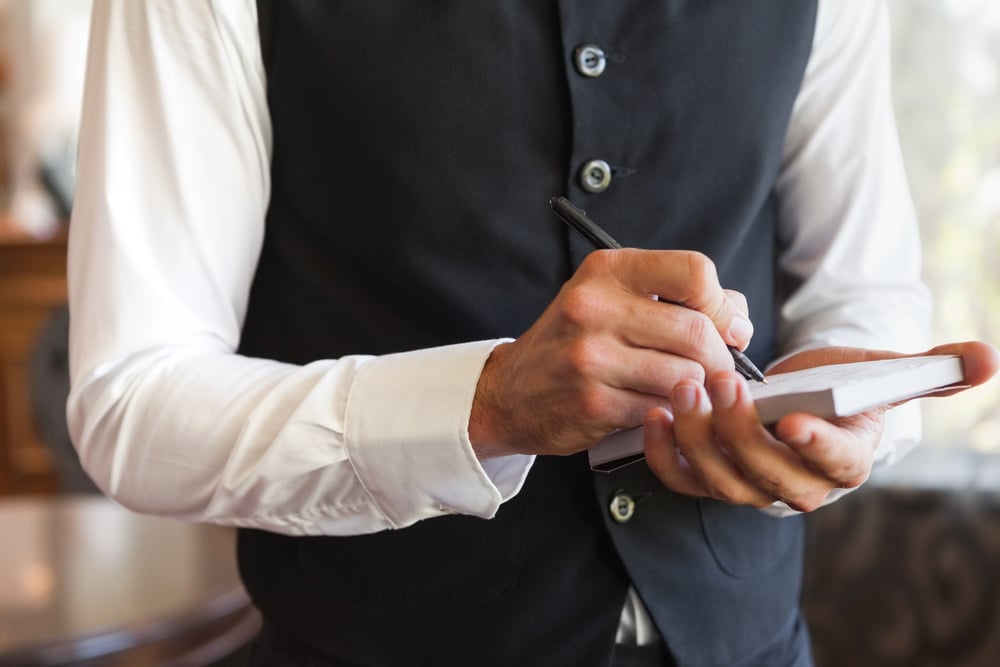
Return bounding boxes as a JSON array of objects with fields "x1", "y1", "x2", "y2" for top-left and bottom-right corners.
[
  {"x1": 643, "y1": 341, "x2": 1000, "y2": 511},
  {"x1": 469, "y1": 249, "x2": 754, "y2": 458}
]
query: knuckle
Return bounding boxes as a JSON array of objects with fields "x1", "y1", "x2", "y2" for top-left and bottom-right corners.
[
  {"x1": 785, "y1": 490, "x2": 827, "y2": 514},
  {"x1": 657, "y1": 358, "x2": 705, "y2": 392},
  {"x1": 578, "y1": 248, "x2": 617, "y2": 277},
  {"x1": 708, "y1": 480, "x2": 744, "y2": 505},
  {"x1": 795, "y1": 498, "x2": 824, "y2": 514},
  {"x1": 839, "y1": 474, "x2": 867, "y2": 490},
  {"x1": 725, "y1": 289, "x2": 749, "y2": 315},
  {"x1": 745, "y1": 470, "x2": 783, "y2": 494},
  {"x1": 560, "y1": 284, "x2": 604, "y2": 328},
  {"x1": 825, "y1": 459, "x2": 869, "y2": 487},
  {"x1": 679, "y1": 359, "x2": 707, "y2": 384},
  {"x1": 685, "y1": 312, "x2": 715, "y2": 350},
  {"x1": 686, "y1": 252, "x2": 719, "y2": 294},
  {"x1": 577, "y1": 386, "x2": 614, "y2": 424},
  {"x1": 562, "y1": 341, "x2": 617, "y2": 425},
  {"x1": 565, "y1": 336, "x2": 608, "y2": 379}
]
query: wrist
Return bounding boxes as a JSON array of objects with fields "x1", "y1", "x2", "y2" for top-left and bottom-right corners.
[{"x1": 469, "y1": 342, "x2": 516, "y2": 459}]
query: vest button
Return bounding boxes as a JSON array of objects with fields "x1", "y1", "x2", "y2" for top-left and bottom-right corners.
[
  {"x1": 574, "y1": 44, "x2": 607, "y2": 78},
  {"x1": 609, "y1": 492, "x2": 636, "y2": 524},
  {"x1": 579, "y1": 159, "x2": 612, "y2": 193}
]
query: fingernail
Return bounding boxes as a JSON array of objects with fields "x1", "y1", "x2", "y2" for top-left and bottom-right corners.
[
  {"x1": 711, "y1": 378, "x2": 738, "y2": 410},
  {"x1": 673, "y1": 385, "x2": 698, "y2": 413},
  {"x1": 728, "y1": 316, "x2": 754, "y2": 344}
]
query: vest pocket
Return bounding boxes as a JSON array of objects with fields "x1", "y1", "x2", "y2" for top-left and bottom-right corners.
[
  {"x1": 296, "y1": 503, "x2": 526, "y2": 611},
  {"x1": 698, "y1": 500, "x2": 801, "y2": 577}
]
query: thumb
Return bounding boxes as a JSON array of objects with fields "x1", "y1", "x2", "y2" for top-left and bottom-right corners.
[
  {"x1": 673, "y1": 255, "x2": 755, "y2": 351},
  {"x1": 921, "y1": 340, "x2": 1000, "y2": 389}
]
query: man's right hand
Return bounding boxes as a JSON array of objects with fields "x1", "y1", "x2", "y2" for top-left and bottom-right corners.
[{"x1": 468, "y1": 248, "x2": 754, "y2": 458}]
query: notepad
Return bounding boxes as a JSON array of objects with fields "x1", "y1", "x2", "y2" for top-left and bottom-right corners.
[{"x1": 589, "y1": 354, "x2": 966, "y2": 472}]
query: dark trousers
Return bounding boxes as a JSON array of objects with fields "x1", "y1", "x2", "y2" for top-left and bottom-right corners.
[{"x1": 245, "y1": 612, "x2": 811, "y2": 667}]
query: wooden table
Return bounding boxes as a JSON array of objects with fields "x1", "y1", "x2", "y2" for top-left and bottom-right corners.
[
  {"x1": 0, "y1": 495, "x2": 260, "y2": 666},
  {"x1": 0, "y1": 223, "x2": 68, "y2": 494}
]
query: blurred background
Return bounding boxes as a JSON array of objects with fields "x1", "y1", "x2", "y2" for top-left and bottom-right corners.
[
  {"x1": 0, "y1": 1, "x2": 259, "y2": 665},
  {"x1": 0, "y1": 0, "x2": 996, "y2": 665},
  {"x1": 892, "y1": 0, "x2": 1000, "y2": 452}
]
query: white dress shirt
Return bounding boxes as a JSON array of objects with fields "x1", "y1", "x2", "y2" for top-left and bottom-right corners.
[{"x1": 68, "y1": 0, "x2": 929, "y2": 539}]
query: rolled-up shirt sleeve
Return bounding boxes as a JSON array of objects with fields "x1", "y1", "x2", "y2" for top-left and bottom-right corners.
[{"x1": 68, "y1": 0, "x2": 532, "y2": 535}]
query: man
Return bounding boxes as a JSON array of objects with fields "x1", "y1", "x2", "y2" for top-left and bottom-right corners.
[{"x1": 67, "y1": 1, "x2": 998, "y2": 665}]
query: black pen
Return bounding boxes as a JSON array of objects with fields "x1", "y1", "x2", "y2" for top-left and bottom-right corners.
[{"x1": 549, "y1": 196, "x2": 767, "y2": 384}]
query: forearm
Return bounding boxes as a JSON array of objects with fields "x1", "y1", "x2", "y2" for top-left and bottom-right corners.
[{"x1": 70, "y1": 1, "x2": 534, "y2": 534}]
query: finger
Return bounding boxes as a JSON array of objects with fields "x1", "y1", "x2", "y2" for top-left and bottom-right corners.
[
  {"x1": 597, "y1": 249, "x2": 755, "y2": 351},
  {"x1": 666, "y1": 253, "x2": 754, "y2": 351},
  {"x1": 546, "y1": 324, "x2": 709, "y2": 411},
  {"x1": 557, "y1": 261, "x2": 735, "y2": 373},
  {"x1": 923, "y1": 340, "x2": 1000, "y2": 388},
  {"x1": 707, "y1": 373, "x2": 834, "y2": 512},
  {"x1": 671, "y1": 380, "x2": 774, "y2": 507},
  {"x1": 773, "y1": 412, "x2": 880, "y2": 490},
  {"x1": 625, "y1": 301, "x2": 737, "y2": 374},
  {"x1": 724, "y1": 289, "x2": 750, "y2": 319},
  {"x1": 602, "y1": 345, "x2": 707, "y2": 396},
  {"x1": 642, "y1": 407, "x2": 709, "y2": 498}
]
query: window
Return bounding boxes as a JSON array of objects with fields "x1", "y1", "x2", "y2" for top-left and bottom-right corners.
[{"x1": 888, "y1": 0, "x2": 1000, "y2": 450}]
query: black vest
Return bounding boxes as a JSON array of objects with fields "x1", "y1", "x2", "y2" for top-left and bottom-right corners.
[{"x1": 239, "y1": 3, "x2": 817, "y2": 665}]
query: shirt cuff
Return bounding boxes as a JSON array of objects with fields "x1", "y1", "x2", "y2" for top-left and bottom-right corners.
[{"x1": 344, "y1": 339, "x2": 533, "y2": 528}]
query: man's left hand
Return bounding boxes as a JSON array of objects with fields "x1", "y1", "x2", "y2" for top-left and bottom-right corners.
[{"x1": 643, "y1": 341, "x2": 1000, "y2": 511}]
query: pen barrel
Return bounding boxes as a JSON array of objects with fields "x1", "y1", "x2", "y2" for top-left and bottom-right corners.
[{"x1": 549, "y1": 196, "x2": 623, "y2": 250}]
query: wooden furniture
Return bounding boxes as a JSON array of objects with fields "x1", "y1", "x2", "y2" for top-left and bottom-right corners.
[
  {"x1": 804, "y1": 454, "x2": 1000, "y2": 667},
  {"x1": 0, "y1": 495, "x2": 259, "y2": 666},
  {"x1": 0, "y1": 222, "x2": 66, "y2": 493}
]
